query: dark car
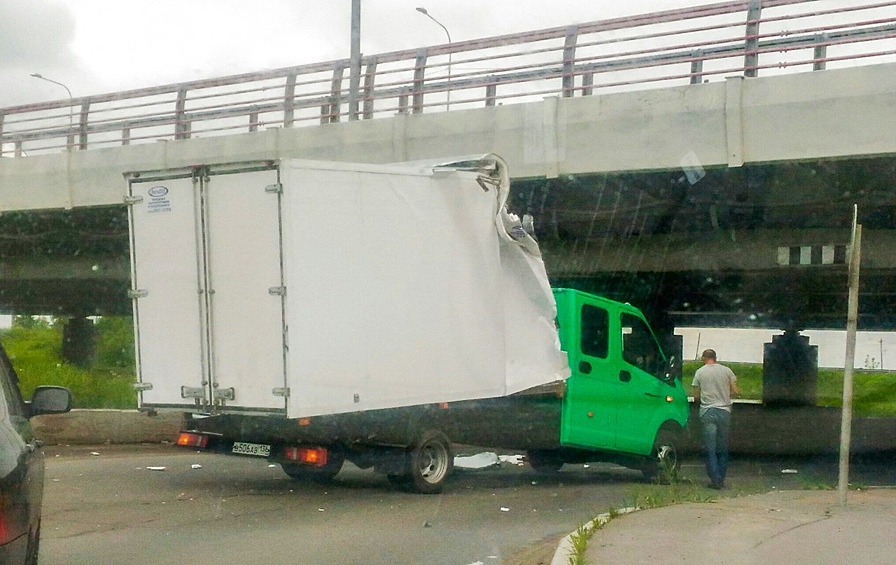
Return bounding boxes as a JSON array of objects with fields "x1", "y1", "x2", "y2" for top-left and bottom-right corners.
[{"x1": 0, "y1": 344, "x2": 71, "y2": 565}]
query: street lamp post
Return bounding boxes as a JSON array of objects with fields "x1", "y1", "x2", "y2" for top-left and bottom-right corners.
[
  {"x1": 30, "y1": 73, "x2": 74, "y2": 146},
  {"x1": 415, "y1": 7, "x2": 452, "y2": 110}
]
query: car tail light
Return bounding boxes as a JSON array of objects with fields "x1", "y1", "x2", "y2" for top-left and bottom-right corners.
[
  {"x1": 0, "y1": 500, "x2": 9, "y2": 545},
  {"x1": 0, "y1": 497, "x2": 7, "y2": 544},
  {"x1": 283, "y1": 447, "x2": 328, "y2": 467},
  {"x1": 176, "y1": 432, "x2": 208, "y2": 448}
]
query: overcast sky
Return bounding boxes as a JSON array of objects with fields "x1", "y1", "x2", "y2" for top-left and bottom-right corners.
[{"x1": 1, "y1": 0, "x2": 719, "y2": 107}]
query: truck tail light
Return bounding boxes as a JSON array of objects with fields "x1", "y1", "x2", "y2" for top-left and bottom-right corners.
[
  {"x1": 177, "y1": 432, "x2": 209, "y2": 448},
  {"x1": 283, "y1": 446, "x2": 328, "y2": 467}
]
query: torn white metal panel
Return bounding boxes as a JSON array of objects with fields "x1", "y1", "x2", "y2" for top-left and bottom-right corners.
[{"x1": 281, "y1": 156, "x2": 568, "y2": 418}]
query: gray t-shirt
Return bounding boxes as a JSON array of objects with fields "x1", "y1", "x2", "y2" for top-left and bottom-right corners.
[{"x1": 692, "y1": 363, "x2": 737, "y2": 415}]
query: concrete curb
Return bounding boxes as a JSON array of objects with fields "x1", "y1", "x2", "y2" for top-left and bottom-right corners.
[
  {"x1": 550, "y1": 506, "x2": 638, "y2": 565},
  {"x1": 32, "y1": 409, "x2": 185, "y2": 445}
]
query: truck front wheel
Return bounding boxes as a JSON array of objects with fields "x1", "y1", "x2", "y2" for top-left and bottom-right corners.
[
  {"x1": 641, "y1": 427, "x2": 681, "y2": 483},
  {"x1": 281, "y1": 447, "x2": 345, "y2": 483},
  {"x1": 392, "y1": 430, "x2": 453, "y2": 494}
]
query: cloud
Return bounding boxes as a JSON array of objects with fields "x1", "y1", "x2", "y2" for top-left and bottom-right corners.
[
  {"x1": 0, "y1": 0, "x2": 80, "y2": 106},
  {"x1": 0, "y1": 0, "x2": 77, "y2": 67}
]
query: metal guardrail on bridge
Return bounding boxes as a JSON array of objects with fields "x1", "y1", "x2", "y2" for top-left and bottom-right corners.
[{"x1": 1, "y1": 0, "x2": 895, "y2": 157}]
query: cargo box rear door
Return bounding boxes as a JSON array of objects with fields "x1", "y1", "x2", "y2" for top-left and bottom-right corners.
[
  {"x1": 204, "y1": 168, "x2": 287, "y2": 413},
  {"x1": 128, "y1": 172, "x2": 207, "y2": 410},
  {"x1": 128, "y1": 166, "x2": 287, "y2": 414}
]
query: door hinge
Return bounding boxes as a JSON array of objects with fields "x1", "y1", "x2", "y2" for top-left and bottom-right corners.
[
  {"x1": 272, "y1": 387, "x2": 289, "y2": 398},
  {"x1": 124, "y1": 195, "x2": 144, "y2": 205},
  {"x1": 268, "y1": 286, "x2": 287, "y2": 296},
  {"x1": 134, "y1": 382, "x2": 153, "y2": 392},
  {"x1": 265, "y1": 183, "x2": 283, "y2": 194},
  {"x1": 213, "y1": 387, "x2": 236, "y2": 401},
  {"x1": 128, "y1": 289, "x2": 149, "y2": 299}
]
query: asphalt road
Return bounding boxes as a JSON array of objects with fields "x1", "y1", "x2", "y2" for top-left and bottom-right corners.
[
  {"x1": 39, "y1": 444, "x2": 644, "y2": 565},
  {"x1": 38, "y1": 444, "x2": 896, "y2": 565}
]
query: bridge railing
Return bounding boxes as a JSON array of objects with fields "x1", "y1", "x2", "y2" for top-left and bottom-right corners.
[{"x1": 2, "y1": 0, "x2": 895, "y2": 157}]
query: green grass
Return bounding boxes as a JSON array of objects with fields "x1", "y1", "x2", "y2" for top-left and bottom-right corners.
[
  {"x1": 683, "y1": 361, "x2": 896, "y2": 417},
  {"x1": 1, "y1": 323, "x2": 137, "y2": 409}
]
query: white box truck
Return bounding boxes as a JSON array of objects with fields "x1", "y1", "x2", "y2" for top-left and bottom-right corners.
[{"x1": 127, "y1": 155, "x2": 688, "y2": 493}]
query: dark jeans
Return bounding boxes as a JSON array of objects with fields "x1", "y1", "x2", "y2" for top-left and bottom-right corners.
[{"x1": 700, "y1": 407, "x2": 731, "y2": 486}]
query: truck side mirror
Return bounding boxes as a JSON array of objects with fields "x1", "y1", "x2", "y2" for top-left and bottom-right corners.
[{"x1": 665, "y1": 356, "x2": 680, "y2": 382}]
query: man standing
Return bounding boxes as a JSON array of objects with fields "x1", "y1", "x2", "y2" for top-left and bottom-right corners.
[{"x1": 692, "y1": 349, "x2": 740, "y2": 489}]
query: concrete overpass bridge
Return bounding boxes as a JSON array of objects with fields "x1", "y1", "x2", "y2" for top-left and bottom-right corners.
[{"x1": 2, "y1": 0, "x2": 896, "y2": 381}]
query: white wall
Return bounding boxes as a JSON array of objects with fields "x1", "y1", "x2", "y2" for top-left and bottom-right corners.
[{"x1": 677, "y1": 327, "x2": 896, "y2": 370}]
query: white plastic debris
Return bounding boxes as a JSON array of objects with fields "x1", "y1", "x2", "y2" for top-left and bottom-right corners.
[
  {"x1": 499, "y1": 454, "x2": 525, "y2": 466},
  {"x1": 146, "y1": 466, "x2": 166, "y2": 471},
  {"x1": 90, "y1": 452, "x2": 100, "y2": 456},
  {"x1": 500, "y1": 507, "x2": 510, "y2": 512},
  {"x1": 191, "y1": 464, "x2": 202, "y2": 470},
  {"x1": 781, "y1": 469, "x2": 798, "y2": 474},
  {"x1": 454, "y1": 452, "x2": 500, "y2": 469}
]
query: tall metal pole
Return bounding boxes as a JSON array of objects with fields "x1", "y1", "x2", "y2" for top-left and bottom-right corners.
[
  {"x1": 838, "y1": 205, "x2": 861, "y2": 506},
  {"x1": 348, "y1": 0, "x2": 361, "y2": 121},
  {"x1": 416, "y1": 7, "x2": 452, "y2": 110}
]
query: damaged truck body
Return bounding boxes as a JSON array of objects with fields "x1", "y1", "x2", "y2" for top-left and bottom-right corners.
[{"x1": 126, "y1": 155, "x2": 688, "y2": 493}]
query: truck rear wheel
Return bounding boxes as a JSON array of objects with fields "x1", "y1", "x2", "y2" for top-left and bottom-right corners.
[
  {"x1": 281, "y1": 447, "x2": 345, "y2": 483},
  {"x1": 641, "y1": 427, "x2": 680, "y2": 483},
  {"x1": 392, "y1": 430, "x2": 453, "y2": 494},
  {"x1": 526, "y1": 449, "x2": 565, "y2": 473}
]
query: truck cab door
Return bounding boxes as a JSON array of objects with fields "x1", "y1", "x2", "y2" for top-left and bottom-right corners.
[
  {"x1": 560, "y1": 301, "x2": 617, "y2": 450},
  {"x1": 613, "y1": 311, "x2": 672, "y2": 455}
]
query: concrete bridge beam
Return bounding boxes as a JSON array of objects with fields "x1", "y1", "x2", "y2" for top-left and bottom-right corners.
[{"x1": 2, "y1": 63, "x2": 896, "y2": 214}]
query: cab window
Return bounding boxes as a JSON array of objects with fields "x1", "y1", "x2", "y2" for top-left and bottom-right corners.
[
  {"x1": 580, "y1": 304, "x2": 609, "y2": 359},
  {"x1": 621, "y1": 312, "x2": 665, "y2": 378}
]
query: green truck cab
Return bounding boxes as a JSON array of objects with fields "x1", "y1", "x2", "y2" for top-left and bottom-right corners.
[{"x1": 552, "y1": 288, "x2": 689, "y2": 477}]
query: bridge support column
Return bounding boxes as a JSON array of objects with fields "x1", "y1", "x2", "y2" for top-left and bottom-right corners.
[
  {"x1": 62, "y1": 317, "x2": 97, "y2": 368},
  {"x1": 762, "y1": 330, "x2": 818, "y2": 406}
]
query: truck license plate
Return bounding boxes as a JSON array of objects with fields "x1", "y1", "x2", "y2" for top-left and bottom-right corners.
[{"x1": 232, "y1": 442, "x2": 271, "y2": 457}]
